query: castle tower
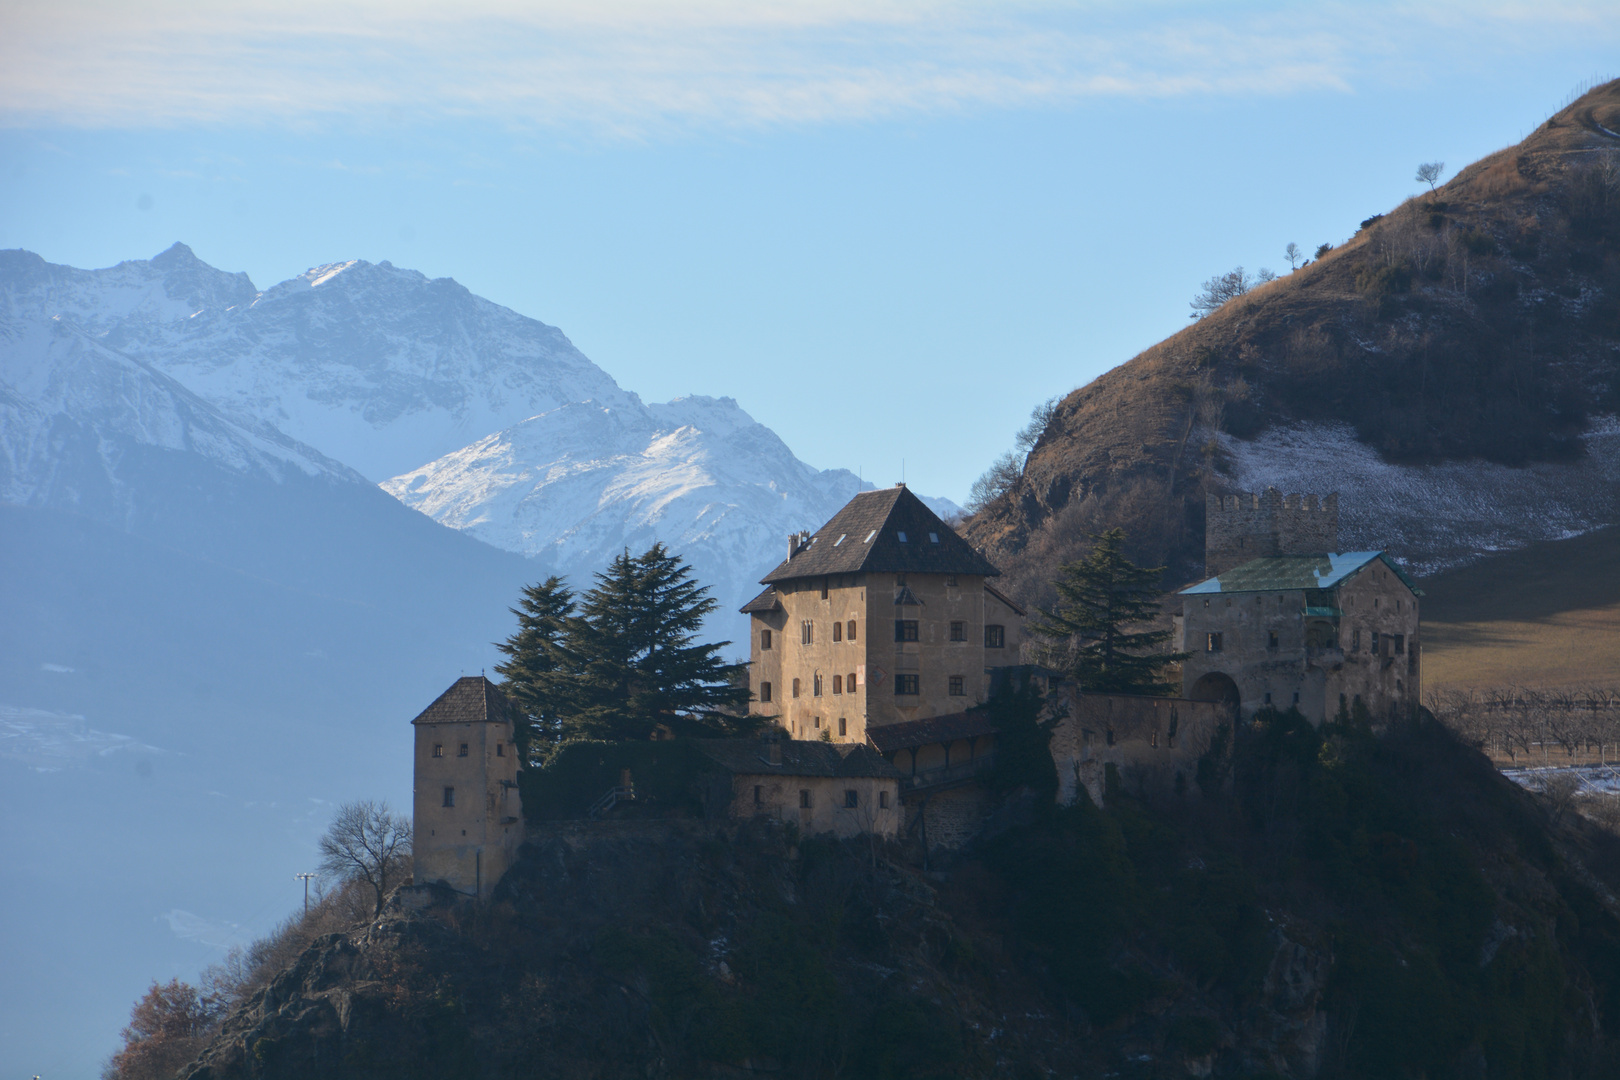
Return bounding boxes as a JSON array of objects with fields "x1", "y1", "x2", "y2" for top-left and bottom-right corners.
[
  {"x1": 410, "y1": 676, "x2": 523, "y2": 899},
  {"x1": 1204, "y1": 488, "x2": 1338, "y2": 576}
]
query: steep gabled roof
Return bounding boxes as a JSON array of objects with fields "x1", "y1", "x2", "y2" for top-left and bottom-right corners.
[
  {"x1": 410, "y1": 675, "x2": 515, "y2": 726},
  {"x1": 739, "y1": 586, "x2": 783, "y2": 615},
  {"x1": 1179, "y1": 552, "x2": 1423, "y2": 596},
  {"x1": 698, "y1": 738, "x2": 903, "y2": 779},
  {"x1": 760, "y1": 485, "x2": 999, "y2": 584}
]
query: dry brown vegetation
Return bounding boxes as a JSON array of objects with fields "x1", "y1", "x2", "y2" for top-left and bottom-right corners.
[{"x1": 968, "y1": 80, "x2": 1620, "y2": 591}]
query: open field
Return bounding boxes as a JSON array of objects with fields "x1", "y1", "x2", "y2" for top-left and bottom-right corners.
[{"x1": 1421, "y1": 525, "x2": 1620, "y2": 690}]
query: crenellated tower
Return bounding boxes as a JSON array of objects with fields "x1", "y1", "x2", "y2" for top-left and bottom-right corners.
[{"x1": 1204, "y1": 488, "x2": 1339, "y2": 576}]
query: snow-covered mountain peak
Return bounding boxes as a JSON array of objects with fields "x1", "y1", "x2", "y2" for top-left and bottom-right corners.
[{"x1": 647, "y1": 395, "x2": 759, "y2": 440}]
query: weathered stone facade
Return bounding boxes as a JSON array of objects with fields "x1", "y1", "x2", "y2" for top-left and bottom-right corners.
[
  {"x1": 698, "y1": 734, "x2": 904, "y2": 839},
  {"x1": 1205, "y1": 489, "x2": 1339, "y2": 576},
  {"x1": 742, "y1": 485, "x2": 1025, "y2": 744},
  {"x1": 1047, "y1": 688, "x2": 1231, "y2": 806},
  {"x1": 1179, "y1": 553, "x2": 1422, "y2": 724},
  {"x1": 411, "y1": 676, "x2": 524, "y2": 898}
]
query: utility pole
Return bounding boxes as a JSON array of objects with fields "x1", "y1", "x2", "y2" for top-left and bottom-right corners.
[{"x1": 295, "y1": 872, "x2": 316, "y2": 916}]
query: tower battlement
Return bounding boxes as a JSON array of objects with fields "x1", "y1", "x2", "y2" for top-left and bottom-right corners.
[{"x1": 1205, "y1": 488, "x2": 1338, "y2": 576}]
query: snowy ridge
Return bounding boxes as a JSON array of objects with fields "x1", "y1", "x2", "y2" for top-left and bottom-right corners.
[
  {"x1": 1216, "y1": 419, "x2": 1620, "y2": 576},
  {"x1": 0, "y1": 315, "x2": 359, "y2": 519},
  {"x1": 2, "y1": 244, "x2": 633, "y2": 481},
  {"x1": 384, "y1": 395, "x2": 885, "y2": 622}
]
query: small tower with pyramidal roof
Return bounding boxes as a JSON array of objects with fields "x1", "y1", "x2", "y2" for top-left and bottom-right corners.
[{"x1": 410, "y1": 676, "x2": 522, "y2": 899}]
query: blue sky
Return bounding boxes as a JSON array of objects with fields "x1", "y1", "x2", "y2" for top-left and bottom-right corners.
[{"x1": 2, "y1": 1, "x2": 1616, "y2": 503}]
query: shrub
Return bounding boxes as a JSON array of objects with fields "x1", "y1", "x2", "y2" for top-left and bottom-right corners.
[
  {"x1": 1359, "y1": 214, "x2": 1384, "y2": 231},
  {"x1": 1355, "y1": 263, "x2": 1413, "y2": 296},
  {"x1": 1462, "y1": 229, "x2": 1499, "y2": 255}
]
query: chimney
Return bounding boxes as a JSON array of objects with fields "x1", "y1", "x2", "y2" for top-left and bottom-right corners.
[{"x1": 787, "y1": 533, "x2": 800, "y2": 561}]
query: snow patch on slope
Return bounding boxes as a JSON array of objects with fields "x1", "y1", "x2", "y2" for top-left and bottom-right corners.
[{"x1": 1217, "y1": 418, "x2": 1620, "y2": 575}]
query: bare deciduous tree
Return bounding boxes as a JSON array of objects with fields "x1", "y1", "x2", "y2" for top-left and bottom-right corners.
[
  {"x1": 1189, "y1": 266, "x2": 1254, "y2": 319},
  {"x1": 317, "y1": 800, "x2": 412, "y2": 917},
  {"x1": 966, "y1": 451, "x2": 1022, "y2": 514},
  {"x1": 1416, "y1": 161, "x2": 1445, "y2": 191},
  {"x1": 1285, "y1": 242, "x2": 1303, "y2": 270}
]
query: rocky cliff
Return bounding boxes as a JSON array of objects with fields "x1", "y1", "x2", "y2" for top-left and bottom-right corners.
[{"x1": 171, "y1": 716, "x2": 1620, "y2": 1079}]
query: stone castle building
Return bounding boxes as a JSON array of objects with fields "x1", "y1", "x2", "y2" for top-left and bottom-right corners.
[
  {"x1": 409, "y1": 676, "x2": 524, "y2": 898},
  {"x1": 1179, "y1": 489, "x2": 1421, "y2": 723},
  {"x1": 740, "y1": 484, "x2": 1027, "y2": 745}
]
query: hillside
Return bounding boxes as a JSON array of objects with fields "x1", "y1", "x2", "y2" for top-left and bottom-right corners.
[
  {"x1": 155, "y1": 716, "x2": 1620, "y2": 1079},
  {"x1": 1420, "y1": 524, "x2": 1620, "y2": 690},
  {"x1": 967, "y1": 81, "x2": 1620, "y2": 601}
]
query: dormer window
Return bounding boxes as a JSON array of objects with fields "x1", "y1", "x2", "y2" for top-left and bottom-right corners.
[
  {"x1": 897, "y1": 531, "x2": 908, "y2": 543},
  {"x1": 864, "y1": 530, "x2": 877, "y2": 543},
  {"x1": 928, "y1": 532, "x2": 939, "y2": 543}
]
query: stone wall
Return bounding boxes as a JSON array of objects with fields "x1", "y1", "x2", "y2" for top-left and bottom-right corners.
[
  {"x1": 1047, "y1": 690, "x2": 1232, "y2": 806},
  {"x1": 1205, "y1": 489, "x2": 1339, "y2": 575},
  {"x1": 412, "y1": 718, "x2": 523, "y2": 898}
]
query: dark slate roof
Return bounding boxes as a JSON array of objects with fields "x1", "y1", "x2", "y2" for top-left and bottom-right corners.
[
  {"x1": 760, "y1": 485, "x2": 1000, "y2": 585},
  {"x1": 1180, "y1": 552, "x2": 1423, "y2": 596},
  {"x1": 865, "y1": 710, "x2": 999, "y2": 755},
  {"x1": 698, "y1": 738, "x2": 903, "y2": 779},
  {"x1": 984, "y1": 583, "x2": 1027, "y2": 616},
  {"x1": 739, "y1": 586, "x2": 783, "y2": 615},
  {"x1": 411, "y1": 675, "x2": 515, "y2": 726}
]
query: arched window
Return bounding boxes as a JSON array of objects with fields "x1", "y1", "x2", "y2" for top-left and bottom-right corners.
[
  {"x1": 847, "y1": 672, "x2": 857, "y2": 694},
  {"x1": 847, "y1": 620, "x2": 857, "y2": 641},
  {"x1": 832, "y1": 674, "x2": 843, "y2": 694},
  {"x1": 792, "y1": 678, "x2": 801, "y2": 698}
]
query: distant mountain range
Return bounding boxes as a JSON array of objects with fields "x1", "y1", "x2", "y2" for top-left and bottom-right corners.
[
  {"x1": 966, "y1": 79, "x2": 1620, "y2": 601},
  {"x1": 1, "y1": 243, "x2": 955, "y2": 624}
]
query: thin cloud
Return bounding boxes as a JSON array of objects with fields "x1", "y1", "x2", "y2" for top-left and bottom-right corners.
[{"x1": 1, "y1": 1, "x2": 1614, "y2": 134}]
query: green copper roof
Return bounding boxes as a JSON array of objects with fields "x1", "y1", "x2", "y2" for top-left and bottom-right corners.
[{"x1": 1180, "y1": 552, "x2": 1422, "y2": 595}]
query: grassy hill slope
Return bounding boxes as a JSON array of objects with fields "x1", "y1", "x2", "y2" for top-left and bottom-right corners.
[
  {"x1": 968, "y1": 80, "x2": 1620, "y2": 607},
  {"x1": 1421, "y1": 525, "x2": 1620, "y2": 690}
]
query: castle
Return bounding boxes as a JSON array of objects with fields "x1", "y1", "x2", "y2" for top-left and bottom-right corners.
[
  {"x1": 1179, "y1": 488, "x2": 1421, "y2": 723},
  {"x1": 407, "y1": 482, "x2": 1420, "y2": 895}
]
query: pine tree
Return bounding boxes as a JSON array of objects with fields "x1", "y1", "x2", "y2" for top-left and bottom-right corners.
[
  {"x1": 1032, "y1": 528, "x2": 1186, "y2": 695},
  {"x1": 492, "y1": 576, "x2": 576, "y2": 760},
  {"x1": 495, "y1": 545, "x2": 755, "y2": 748}
]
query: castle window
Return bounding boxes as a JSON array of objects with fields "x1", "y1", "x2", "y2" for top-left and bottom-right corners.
[
  {"x1": 847, "y1": 620, "x2": 857, "y2": 641},
  {"x1": 1264, "y1": 692, "x2": 1272, "y2": 705},
  {"x1": 800, "y1": 789, "x2": 812, "y2": 809},
  {"x1": 945, "y1": 576, "x2": 958, "y2": 587},
  {"x1": 754, "y1": 785, "x2": 763, "y2": 806},
  {"x1": 1106, "y1": 728, "x2": 1115, "y2": 746},
  {"x1": 822, "y1": 578, "x2": 830, "y2": 600},
  {"x1": 845, "y1": 789, "x2": 859, "y2": 808},
  {"x1": 985, "y1": 625, "x2": 1005, "y2": 648},
  {"x1": 496, "y1": 743, "x2": 504, "y2": 757},
  {"x1": 792, "y1": 678, "x2": 801, "y2": 698},
  {"x1": 761, "y1": 681, "x2": 773, "y2": 703},
  {"x1": 833, "y1": 674, "x2": 843, "y2": 694},
  {"x1": 848, "y1": 671, "x2": 857, "y2": 692},
  {"x1": 761, "y1": 629, "x2": 772, "y2": 650},
  {"x1": 801, "y1": 621, "x2": 814, "y2": 645},
  {"x1": 949, "y1": 675, "x2": 965, "y2": 696},
  {"x1": 813, "y1": 673, "x2": 823, "y2": 696},
  {"x1": 895, "y1": 619, "x2": 919, "y2": 642},
  {"x1": 895, "y1": 673, "x2": 920, "y2": 696},
  {"x1": 833, "y1": 621, "x2": 842, "y2": 642},
  {"x1": 814, "y1": 716, "x2": 821, "y2": 728},
  {"x1": 443, "y1": 786, "x2": 455, "y2": 808},
  {"x1": 1206, "y1": 632, "x2": 1223, "y2": 652},
  {"x1": 1371, "y1": 631, "x2": 1380, "y2": 655},
  {"x1": 1204, "y1": 599, "x2": 1210, "y2": 608},
  {"x1": 458, "y1": 743, "x2": 469, "y2": 757},
  {"x1": 1267, "y1": 630, "x2": 1279, "y2": 649},
  {"x1": 433, "y1": 743, "x2": 444, "y2": 758},
  {"x1": 1394, "y1": 634, "x2": 1406, "y2": 654},
  {"x1": 1151, "y1": 732, "x2": 1158, "y2": 748},
  {"x1": 1292, "y1": 691, "x2": 1300, "y2": 705},
  {"x1": 1352, "y1": 629, "x2": 1361, "y2": 651},
  {"x1": 839, "y1": 717, "x2": 847, "y2": 736},
  {"x1": 950, "y1": 621, "x2": 966, "y2": 642},
  {"x1": 879, "y1": 790, "x2": 889, "y2": 809},
  {"x1": 1374, "y1": 597, "x2": 1380, "y2": 609}
]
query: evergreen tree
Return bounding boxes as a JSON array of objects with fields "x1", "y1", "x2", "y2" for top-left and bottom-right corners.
[
  {"x1": 1031, "y1": 528, "x2": 1186, "y2": 695},
  {"x1": 496, "y1": 545, "x2": 755, "y2": 748},
  {"x1": 492, "y1": 576, "x2": 576, "y2": 760}
]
